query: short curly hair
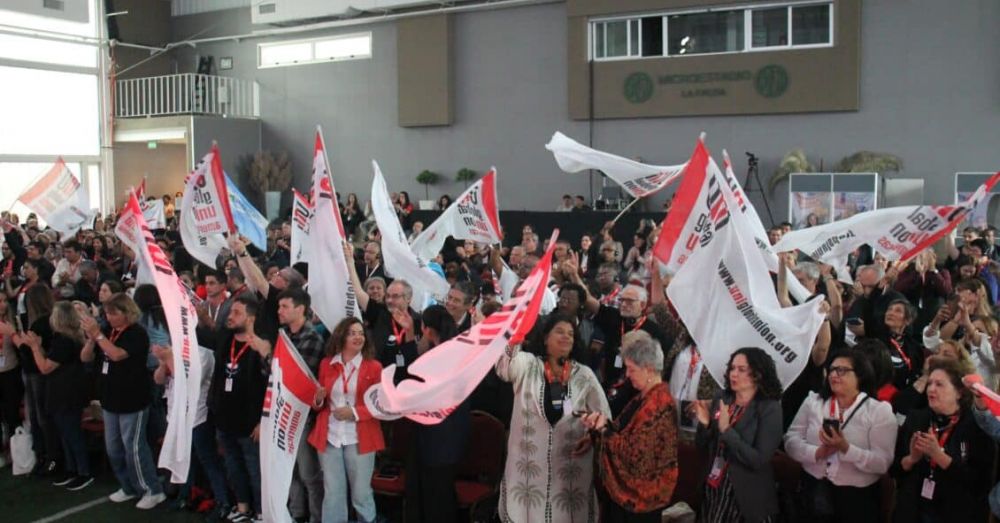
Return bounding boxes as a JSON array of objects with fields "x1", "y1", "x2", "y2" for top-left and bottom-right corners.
[{"x1": 723, "y1": 347, "x2": 782, "y2": 400}]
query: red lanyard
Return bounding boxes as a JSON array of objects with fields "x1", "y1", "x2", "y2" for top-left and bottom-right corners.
[
  {"x1": 340, "y1": 361, "x2": 358, "y2": 395},
  {"x1": 829, "y1": 398, "x2": 847, "y2": 423},
  {"x1": 602, "y1": 286, "x2": 620, "y2": 304},
  {"x1": 390, "y1": 319, "x2": 406, "y2": 344},
  {"x1": 544, "y1": 359, "x2": 571, "y2": 385},
  {"x1": 620, "y1": 316, "x2": 647, "y2": 338},
  {"x1": 108, "y1": 327, "x2": 125, "y2": 344},
  {"x1": 687, "y1": 347, "x2": 701, "y2": 381},
  {"x1": 889, "y1": 337, "x2": 912, "y2": 370},
  {"x1": 930, "y1": 416, "x2": 959, "y2": 470},
  {"x1": 230, "y1": 337, "x2": 251, "y2": 368}
]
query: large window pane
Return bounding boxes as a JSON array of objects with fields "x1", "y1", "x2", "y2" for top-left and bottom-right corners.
[
  {"x1": 667, "y1": 10, "x2": 744, "y2": 55},
  {"x1": 0, "y1": 162, "x2": 83, "y2": 221},
  {"x1": 752, "y1": 8, "x2": 788, "y2": 48},
  {"x1": 0, "y1": 67, "x2": 99, "y2": 156},
  {"x1": 640, "y1": 17, "x2": 663, "y2": 56},
  {"x1": 259, "y1": 41, "x2": 312, "y2": 67},
  {"x1": 605, "y1": 21, "x2": 628, "y2": 57},
  {"x1": 594, "y1": 23, "x2": 605, "y2": 58},
  {"x1": 314, "y1": 34, "x2": 371, "y2": 61},
  {"x1": 0, "y1": 0, "x2": 96, "y2": 37},
  {"x1": 0, "y1": 34, "x2": 97, "y2": 68},
  {"x1": 793, "y1": 4, "x2": 831, "y2": 45}
]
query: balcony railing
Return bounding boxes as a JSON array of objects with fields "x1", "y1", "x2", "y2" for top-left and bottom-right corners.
[{"x1": 115, "y1": 74, "x2": 260, "y2": 119}]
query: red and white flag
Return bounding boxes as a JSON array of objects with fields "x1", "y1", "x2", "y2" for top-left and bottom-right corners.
[
  {"x1": 133, "y1": 178, "x2": 166, "y2": 230},
  {"x1": 667, "y1": 159, "x2": 826, "y2": 389},
  {"x1": 774, "y1": 171, "x2": 1000, "y2": 282},
  {"x1": 305, "y1": 128, "x2": 360, "y2": 328},
  {"x1": 371, "y1": 161, "x2": 450, "y2": 307},
  {"x1": 260, "y1": 331, "x2": 320, "y2": 523},
  {"x1": 410, "y1": 168, "x2": 503, "y2": 261},
  {"x1": 290, "y1": 188, "x2": 312, "y2": 266},
  {"x1": 179, "y1": 144, "x2": 236, "y2": 268},
  {"x1": 364, "y1": 232, "x2": 557, "y2": 424},
  {"x1": 18, "y1": 158, "x2": 94, "y2": 236},
  {"x1": 545, "y1": 131, "x2": 687, "y2": 198},
  {"x1": 116, "y1": 192, "x2": 202, "y2": 483}
]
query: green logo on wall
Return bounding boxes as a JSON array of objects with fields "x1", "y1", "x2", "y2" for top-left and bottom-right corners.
[
  {"x1": 624, "y1": 72, "x2": 654, "y2": 104},
  {"x1": 754, "y1": 65, "x2": 789, "y2": 98}
]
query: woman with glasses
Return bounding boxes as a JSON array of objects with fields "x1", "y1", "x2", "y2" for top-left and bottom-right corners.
[{"x1": 785, "y1": 349, "x2": 898, "y2": 522}]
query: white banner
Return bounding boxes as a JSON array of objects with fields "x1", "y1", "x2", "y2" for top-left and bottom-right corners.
[
  {"x1": 545, "y1": 131, "x2": 687, "y2": 198},
  {"x1": 116, "y1": 192, "x2": 202, "y2": 483},
  {"x1": 305, "y1": 128, "x2": 360, "y2": 328},
  {"x1": 774, "y1": 170, "x2": 1000, "y2": 282},
  {"x1": 290, "y1": 188, "x2": 312, "y2": 266},
  {"x1": 667, "y1": 155, "x2": 825, "y2": 390},
  {"x1": 18, "y1": 158, "x2": 94, "y2": 236},
  {"x1": 179, "y1": 145, "x2": 235, "y2": 268},
  {"x1": 365, "y1": 232, "x2": 558, "y2": 424},
  {"x1": 371, "y1": 161, "x2": 450, "y2": 307},
  {"x1": 140, "y1": 199, "x2": 166, "y2": 230},
  {"x1": 410, "y1": 169, "x2": 503, "y2": 261},
  {"x1": 260, "y1": 331, "x2": 320, "y2": 523}
]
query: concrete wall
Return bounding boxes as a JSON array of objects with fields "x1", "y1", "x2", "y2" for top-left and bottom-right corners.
[
  {"x1": 113, "y1": 142, "x2": 187, "y2": 206},
  {"x1": 166, "y1": 0, "x2": 1000, "y2": 223}
]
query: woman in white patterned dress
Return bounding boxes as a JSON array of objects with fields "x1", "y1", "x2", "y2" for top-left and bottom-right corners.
[{"x1": 497, "y1": 313, "x2": 611, "y2": 523}]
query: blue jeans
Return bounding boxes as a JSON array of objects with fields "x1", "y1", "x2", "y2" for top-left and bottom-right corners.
[
  {"x1": 51, "y1": 409, "x2": 90, "y2": 477},
  {"x1": 180, "y1": 421, "x2": 229, "y2": 508},
  {"x1": 318, "y1": 443, "x2": 376, "y2": 523},
  {"x1": 104, "y1": 408, "x2": 162, "y2": 496},
  {"x1": 218, "y1": 429, "x2": 261, "y2": 514}
]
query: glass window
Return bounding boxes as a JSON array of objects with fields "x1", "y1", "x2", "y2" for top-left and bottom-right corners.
[
  {"x1": 793, "y1": 4, "x2": 831, "y2": 45},
  {"x1": 752, "y1": 7, "x2": 789, "y2": 48},
  {"x1": 0, "y1": 0, "x2": 97, "y2": 38},
  {"x1": 629, "y1": 19, "x2": 640, "y2": 56},
  {"x1": 314, "y1": 34, "x2": 371, "y2": 61},
  {"x1": 667, "y1": 10, "x2": 744, "y2": 56},
  {"x1": 259, "y1": 41, "x2": 312, "y2": 67},
  {"x1": 640, "y1": 17, "x2": 663, "y2": 57},
  {"x1": 0, "y1": 162, "x2": 83, "y2": 221},
  {"x1": 605, "y1": 21, "x2": 628, "y2": 57},
  {"x1": 0, "y1": 66, "x2": 99, "y2": 156},
  {"x1": 0, "y1": 33, "x2": 97, "y2": 68},
  {"x1": 594, "y1": 23, "x2": 605, "y2": 58}
]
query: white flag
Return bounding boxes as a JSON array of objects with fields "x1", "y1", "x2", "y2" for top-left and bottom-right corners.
[
  {"x1": 260, "y1": 331, "x2": 320, "y2": 523},
  {"x1": 774, "y1": 170, "x2": 1000, "y2": 283},
  {"x1": 371, "y1": 161, "x2": 450, "y2": 307},
  {"x1": 140, "y1": 199, "x2": 166, "y2": 230},
  {"x1": 179, "y1": 144, "x2": 235, "y2": 268},
  {"x1": 410, "y1": 168, "x2": 503, "y2": 261},
  {"x1": 668, "y1": 152, "x2": 825, "y2": 390},
  {"x1": 545, "y1": 131, "x2": 687, "y2": 198},
  {"x1": 365, "y1": 233, "x2": 557, "y2": 424},
  {"x1": 305, "y1": 128, "x2": 360, "y2": 327},
  {"x1": 290, "y1": 188, "x2": 312, "y2": 266},
  {"x1": 116, "y1": 192, "x2": 202, "y2": 483},
  {"x1": 18, "y1": 158, "x2": 94, "y2": 236}
]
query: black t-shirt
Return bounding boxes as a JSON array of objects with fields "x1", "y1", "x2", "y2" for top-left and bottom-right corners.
[
  {"x1": 593, "y1": 305, "x2": 671, "y2": 386},
  {"x1": 255, "y1": 284, "x2": 283, "y2": 344},
  {"x1": 17, "y1": 317, "x2": 53, "y2": 375},
  {"x1": 363, "y1": 300, "x2": 421, "y2": 362},
  {"x1": 46, "y1": 333, "x2": 88, "y2": 412},
  {"x1": 209, "y1": 329, "x2": 268, "y2": 436},
  {"x1": 97, "y1": 323, "x2": 152, "y2": 414}
]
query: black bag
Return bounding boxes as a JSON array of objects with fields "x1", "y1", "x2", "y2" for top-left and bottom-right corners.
[{"x1": 798, "y1": 474, "x2": 835, "y2": 520}]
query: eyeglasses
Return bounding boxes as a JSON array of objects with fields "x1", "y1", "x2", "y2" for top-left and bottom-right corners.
[
  {"x1": 385, "y1": 293, "x2": 407, "y2": 300},
  {"x1": 828, "y1": 366, "x2": 854, "y2": 377},
  {"x1": 619, "y1": 297, "x2": 640, "y2": 304}
]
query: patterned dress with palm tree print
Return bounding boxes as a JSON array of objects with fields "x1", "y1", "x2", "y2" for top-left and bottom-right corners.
[{"x1": 497, "y1": 348, "x2": 611, "y2": 523}]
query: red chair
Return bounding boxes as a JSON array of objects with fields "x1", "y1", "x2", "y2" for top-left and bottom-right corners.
[
  {"x1": 371, "y1": 419, "x2": 414, "y2": 497},
  {"x1": 455, "y1": 411, "x2": 507, "y2": 515}
]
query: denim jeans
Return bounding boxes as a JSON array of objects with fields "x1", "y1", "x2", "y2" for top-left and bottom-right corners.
[
  {"x1": 289, "y1": 420, "x2": 324, "y2": 522},
  {"x1": 23, "y1": 372, "x2": 60, "y2": 463},
  {"x1": 318, "y1": 443, "x2": 376, "y2": 523},
  {"x1": 103, "y1": 408, "x2": 162, "y2": 496},
  {"x1": 180, "y1": 421, "x2": 229, "y2": 508},
  {"x1": 51, "y1": 409, "x2": 90, "y2": 477},
  {"x1": 218, "y1": 429, "x2": 261, "y2": 514}
]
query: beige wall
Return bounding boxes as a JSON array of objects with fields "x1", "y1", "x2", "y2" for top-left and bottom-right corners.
[
  {"x1": 113, "y1": 143, "x2": 187, "y2": 208},
  {"x1": 397, "y1": 14, "x2": 454, "y2": 127}
]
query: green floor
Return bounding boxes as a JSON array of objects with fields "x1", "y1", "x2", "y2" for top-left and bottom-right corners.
[{"x1": 0, "y1": 466, "x2": 209, "y2": 523}]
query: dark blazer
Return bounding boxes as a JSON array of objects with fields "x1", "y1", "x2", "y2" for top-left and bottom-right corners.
[{"x1": 696, "y1": 393, "x2": 782, "y2": 523}]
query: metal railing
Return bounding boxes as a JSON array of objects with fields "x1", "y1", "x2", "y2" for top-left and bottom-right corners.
[{"x1": 115, "y1": 73, "x2": 260, "y2": 119}]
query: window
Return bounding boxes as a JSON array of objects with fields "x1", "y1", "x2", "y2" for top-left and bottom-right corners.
[
  {"x1": 258, "y1": 32, "x2": 372, "y2": 68},
  {"x1": 590, "y1": 2, "x2": 832, "y2": 61},
  {"x1": 0, "y1": 66, "x2": 100, "y2": 156}
]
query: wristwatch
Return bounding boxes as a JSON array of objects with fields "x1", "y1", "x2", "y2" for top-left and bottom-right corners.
[
  {"x1": 95, "y1": 334, "x2": 106, "y2": 341},
  {"x1": 238, "y1": 250, "x2": 250, "y2": 258}
]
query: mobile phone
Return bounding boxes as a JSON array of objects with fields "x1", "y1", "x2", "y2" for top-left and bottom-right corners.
[
  {"x1": 845, "y1": 317, "x2": 862, "y2": 326},
  {"x1": 822, "y1": 418, "x2": 841, "y2": 435},
  {"x1": 572, "y1": 410, "x2": 590, "y2": 417}
]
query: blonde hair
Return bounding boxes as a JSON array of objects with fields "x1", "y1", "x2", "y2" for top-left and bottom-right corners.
[
  {"x1": 104, "y1": 292, "x2": 141, "y2": 324},
  {"x1": 50, "y1": 301, "x2": 85, "y2": 344},
  {"x1": 935, "y1": 340, "x2": 976, "y2": 376}
]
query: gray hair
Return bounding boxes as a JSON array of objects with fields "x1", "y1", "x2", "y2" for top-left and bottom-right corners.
[
  {"x1": 623, "y1": 284, "x2": 648, "y2": 303},
  {"x1": 858, "y1": 264, "x2": 884, "y2": 280},
  {"x1": 791, "y1": 261, "x2": 820, "y2": 282},
  {"x1": 279, "y1": 267, "x2": 305, "y2": 288},
  {"x1": 621, "y1": 330, "x2": 663, "y2": 373},
  {"x1": 388, "y1": 278, "x2": 413, "y2": 300}
]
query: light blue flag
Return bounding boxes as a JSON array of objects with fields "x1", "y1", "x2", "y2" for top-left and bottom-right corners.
[{"x1": 224, "y1": 173, "x2": 268, "y2": 251}]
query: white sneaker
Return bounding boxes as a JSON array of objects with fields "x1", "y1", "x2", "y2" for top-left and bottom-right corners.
[
  {"x1": 136, "y1": 492, "x2": 166, "y2": 510},
  {"x1": 108, "y1": 489, "x2": 137, "y2": 503}
]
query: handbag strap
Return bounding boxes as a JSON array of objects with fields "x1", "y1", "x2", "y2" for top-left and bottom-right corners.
[{"x1": 839, "y1": 395, "x2": 870, "y2": 431}]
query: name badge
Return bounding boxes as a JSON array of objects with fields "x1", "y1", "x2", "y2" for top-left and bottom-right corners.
[
  {"x1": 921, "y1": 478, "x2": 935, "y2": 500},
  {"x1": 225, "y1": 377, "x2": 233, "y2": 392},
  {"x1": 550, "y1": 382, "x2": 565, "y2": 411},
  {"x1": 707, "y1": 456, "x2": 725, "y2": 484},
  {"x1": 226, "y1": 363, "x2": 239, "y2": 377},
  {"x1": 0, "y1": 353, "x2": 6, "y2": 368},
  {"x1": 614, "y1": 355, "x2": 623, "y2": 368},
  {"x1": 396, "y1": 353, "x2": 405, "y2": 367},
  {"x1": 102, "y1": 360, "x2": 109, "y2": 375}
]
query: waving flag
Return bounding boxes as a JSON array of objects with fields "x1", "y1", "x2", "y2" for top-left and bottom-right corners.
[
  {"x1": 260, "y1": 331, "x2": 320, "y2": 523},
  {"x1": 545, "y1": 132, "x2": 687, "y2": 198},
  {"x1": 179, "y1": 145, "x2": 236, "y2": 268},
  {"x1": 224, "y1": 174, "x2": 268, "y2": 251},
  {"x1": 774, "y1": 171, "x2": 1000, "y2": 282},
  {"x1": 116, "y1": 192, "x2": 202, "y2": 483},
  {"x1": 667, "y1": 156, "x2": 825, "y2": 389},
  {"x1": 18, "y1": 158, "x2": 94, "y2": 236},
  {"x1": 410, "y1": 168, "x2": 502, "y2": 261},
  {"x1": 365, "y1": 232, "x2": 557, "y2": 424},
  {"x1": 371, "y1": 161, "x2": 449, "y2": 307},
  {"x1": 290, "y1": 189, "x2": 312, "y2": 266},
  {"x1": 305, "y1": 128, "x2": 360, "y2": 328}
]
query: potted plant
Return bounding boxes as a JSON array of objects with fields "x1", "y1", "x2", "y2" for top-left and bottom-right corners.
[
  {"x1": 456, "y1": 167, "x2": 478, "y2": 189},
  {"x1": 239, "y1": 150, "x2": 292, "y2": 219},
  {"x1": 416, "y1": 169, "x2": 440, "y2": 210}
]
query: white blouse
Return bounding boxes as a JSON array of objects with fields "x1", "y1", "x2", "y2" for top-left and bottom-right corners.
[{"x1": 327, "y1": 352, "x2": 362, "y2": 448}]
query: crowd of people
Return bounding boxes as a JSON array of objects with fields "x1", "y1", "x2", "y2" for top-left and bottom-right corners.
[{"x1": 0, "y1": 190, "x2": 999, "y2": 523}]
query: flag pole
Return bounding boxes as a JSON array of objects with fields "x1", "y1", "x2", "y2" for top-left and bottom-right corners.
[{"x1": 611, "y1": 197, "x2": 642, "y2": 225}]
